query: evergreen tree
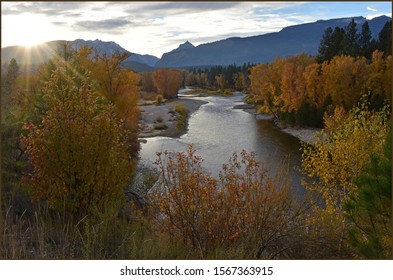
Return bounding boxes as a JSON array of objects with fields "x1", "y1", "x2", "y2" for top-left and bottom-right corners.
[
  {"x1": 4, "y1": 58, "x2": 20, "y2": 95},
  {"x1": 343, "y1": 18, "x2": 360, "y2": 56},
  {"x1": 359, "y1": 21, "x2": 372, "y2": 59},
  {"x1": 331, "y1": 27, "x2": 346, "y2": 56},
  {"x1": 317, "y1": 27, "x2": 334, "y2": 62},
  {"x1": 345, "y1": 125, "x2": 392, "y2": 259},
  {"x1": 378, "y1": 20, "x2": 392, "y2": 57}
]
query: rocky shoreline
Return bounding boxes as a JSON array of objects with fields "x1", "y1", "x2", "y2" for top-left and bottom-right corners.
[
  {"x1": 138, "y1": 97, "x2": 207, "y2": 138},
  {"x1": 242, "y1": 108, "x2": 320, "y2": 145},
  {"x1": 138, "y1": 88, "x2": 321, "y2": 145}
]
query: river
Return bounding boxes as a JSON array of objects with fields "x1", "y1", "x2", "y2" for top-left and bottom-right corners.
[{"x1": 139, "y1": 92, "x2": 306, "y2": 196}]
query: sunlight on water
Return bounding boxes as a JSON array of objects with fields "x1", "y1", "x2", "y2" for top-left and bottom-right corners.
[{"x1": 139, "y1": 94, "x2": 305, "y2": 196}]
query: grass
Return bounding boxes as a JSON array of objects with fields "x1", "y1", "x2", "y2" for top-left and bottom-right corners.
[{"x1": 174, "y1": 103, "x2": 189, "y2": 131}]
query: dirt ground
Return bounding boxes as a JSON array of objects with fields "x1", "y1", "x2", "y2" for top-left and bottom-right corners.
[{"x1": 138, "y1": 98, "x2": 207, "y2": 138}]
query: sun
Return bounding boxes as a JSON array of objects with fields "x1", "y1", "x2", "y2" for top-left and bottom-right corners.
[{"x1": 2, "y1": 13, "x2": 57, "y2": 47}]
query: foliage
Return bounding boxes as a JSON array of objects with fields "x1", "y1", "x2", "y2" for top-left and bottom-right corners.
[
  {"x1": 317, "y1": 18, "x2": 391, "y2": 62},
  {"x1": 148, "y1": 146, "x2": 309, "y2": 259},
  {"x1": 152, "y1": 69, "x2": 183, "y2": 99},
  {"x1": 20, "y1": 66, "x2": 135, "y2": 218},
  {"x1": 174, "y1": 103, "x2": 189, "y2": 131},
  {"x1": 90, "y1": 50, "x2": 141, "y2": 133},
  {"x1": 156, "y1": 94, "x2": 163, "y2": 105},
  {"x1": 301, "y1": 98, "x2": 389, "y2": 256},
  {"x1": 185, "y1": 63, "x2": 253, "y2": 91},
  {"x1": 345, "y1": 126, "x2": 392, "y2": 259},
  {"x1": 249, "y1": 49, "x2": 391, "y2": 128}
]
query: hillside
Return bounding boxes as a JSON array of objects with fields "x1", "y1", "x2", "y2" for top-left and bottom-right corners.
[
  {"x1": 1, "y1": 15, "x2": 390, "y2": 71},
  {"x1": 155, "y1": 15, "x2": 391, "y2": 68},
  {"x1": 1, "y1": 39, "x2": 159, "y2": 72}
]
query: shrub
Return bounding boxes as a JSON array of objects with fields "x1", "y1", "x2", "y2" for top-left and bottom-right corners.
[
  {"x1": 149, "y1": 145, "x2": 308, "y2": 258},
  {"x1": 156, "y1": 94, "x2": 163, "y2": 105},
  {"x1": 21, "y1": 68, "x2": 135, "y2": 218}
]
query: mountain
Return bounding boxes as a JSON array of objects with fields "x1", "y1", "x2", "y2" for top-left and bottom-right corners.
[
  {"x1": 1, "y1": 15, "x2": 390, "y2": 72},
  {"x1": 1, "y1": 39, "x2": 159, "y2": 72},
  {"x1": 155, "y1": 15, "x2": 391, "y2": 68}
]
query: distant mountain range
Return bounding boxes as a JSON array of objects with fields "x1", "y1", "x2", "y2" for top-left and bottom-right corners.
[
  {"x1": 1, "y1": 15, "x2": 391, "y2": 72},
  {"x1": 156, "y1": 15, "x2": 391, "y2": 68}
]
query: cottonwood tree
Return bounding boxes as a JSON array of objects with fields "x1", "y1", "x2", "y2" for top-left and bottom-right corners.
[
  {"x1": 345, "y1": 126, "x2": 392, "y2": 259},
  {"x1": 152, "y1": 69, "x2": 183, "y2": 99},
  {"x1": 21, "y1": 64, "x2": 135, "y2": 218},
  {"x1": 301, "y1": 98, "x2": 389, "y2": 256}
]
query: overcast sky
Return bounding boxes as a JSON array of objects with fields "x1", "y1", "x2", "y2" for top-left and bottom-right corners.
[{"x1": 1, "y1": 1, "x2": 392, "y2": 58}]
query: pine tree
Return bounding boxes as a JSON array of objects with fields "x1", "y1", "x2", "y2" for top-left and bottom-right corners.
[
  {"x1": 343, "y1": 18, "x2": 360, "y2": 56},
  {"x1": 317, "y1": 27, "x2": 334, "y2": 62},
  {"x1": 345, "y1": 125, "x2": 392, "y2": 259},
  {"x1": 378, "y1": 20, "x2": 392, "y2": 57},
  {"x1": 359, "y1": 21, "x2": 372, "y2": 59}
]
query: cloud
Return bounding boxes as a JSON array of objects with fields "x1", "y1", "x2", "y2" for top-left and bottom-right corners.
[
  {"x1": 73, "y1": 18, "x2": 132, "y2": 34},
  {"x1": 367, "y1": 6, "x2": 378, "y2": 12},
  {"x1": 1, "y1": 2, "x2": 86, "y2": 17}
]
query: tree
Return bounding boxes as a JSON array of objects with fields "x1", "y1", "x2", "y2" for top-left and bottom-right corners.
[
  {"x1": 301, "y1": 98, "x2": 389, "y2": 255},
  {"x1": 249, "y1": 57, "x2": 284, "y2": 117},
  {"x1": 345, "y1": 125, "x2": 392, "y2": 259},
  {"x1": 343, "y1": 18, "x2": 360, "y2": 56},
  {"x1": 4, "y1": 58, "x2": 20, "y2": 94},
  {"x1": 21, "y1": 65, "x2": 136, "y2": 218},
  {"x1": 365, "y1": 50, "x2": 392, "y2": 108},
  {"x1": 152, "y1": 69, "x2": 183, "y2": 99},
  {"x1": 317, "y1": 27, "x2": 334, "y2": 62},
  {"x1": 320, "y1": 55, "x2": 367, "y2": 109},
  {"x1": 359, "y1": 21, "x2": 372, "y2": 59},
  {"x1": 91, "y1": 51, "x2": 140, "y2": 132},
  {"x1": 278, "y1": 53, "x2": 315, "y2": 113},
  {"x1": 378, "y1": 20, "x2": 392, "y2": 57}
]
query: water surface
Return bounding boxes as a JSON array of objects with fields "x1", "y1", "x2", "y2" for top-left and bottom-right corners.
[{"x1": 139, "y1": 93, "x2": 305, "y2": 195}]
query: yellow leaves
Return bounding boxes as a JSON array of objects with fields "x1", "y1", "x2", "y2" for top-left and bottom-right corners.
[
  {"x1": 301, "y1": 97, "x2": 388, "y2": 215},
  {"x1": 22, "y1": 60, "x2": 136, "y2": 217}
]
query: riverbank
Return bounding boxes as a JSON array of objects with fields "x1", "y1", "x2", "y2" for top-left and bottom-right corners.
[
  {"x1": 243, "y1": 109, "x2": 320, "y2": 145},
  {"x1": 138, "y1": 98, "x2": 207, "y2": 138}
]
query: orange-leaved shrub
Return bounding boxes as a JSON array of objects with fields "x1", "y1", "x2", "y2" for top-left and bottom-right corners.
[{"x1": 148, "y1": 145, "x2": 309, "y2": 259}]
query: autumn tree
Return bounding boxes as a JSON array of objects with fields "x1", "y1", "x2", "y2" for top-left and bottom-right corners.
[
  {"x1": 215, "y1": 74, "x2": 228, "y2": 91},
  {"x1": 365, "y1": 50, "x2": 392, "y2": 108},
  {"x1": 320, "y1": 55, "x2": 367, "y2": 109},
  {"x1": 21, "y1": 66, "x2": 135, "y2": 218},
  {"x1": 91, "y1": 51, "x2": 140, "y2": 133},
  {"x1": 345, "y1": 125, "x2": 392, "y2": 259},
  {"x1": 249, "y1": 57, "x2": 284, "y2": 117},
  {"x1": 140, "y1": 71, "x2": 156, "y2": 93},
  {"x1": 278, "y1": 53, "x2": 315, "y2": 113},
  {"x1": 301, "y1": 98, "x2": 389, "y2": 255},
  {"x1": 152, "y1": 69, "x2": 183, "y2": 99}
]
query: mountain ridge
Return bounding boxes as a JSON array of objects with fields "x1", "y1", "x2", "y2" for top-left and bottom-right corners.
[
  {"x1": 1, "y1": 15, "x2": 391, "y2": 71},
  {"x1": 155, "y1": 15, "x2": 391, "y2": 68}
]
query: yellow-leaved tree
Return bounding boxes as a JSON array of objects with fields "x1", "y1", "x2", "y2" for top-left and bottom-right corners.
[
  {"x1": 21, "y1": 63, "x2": 135, "y2": 218},
  {"x1": 301, "y1": 96, "x2": 389, "y2": 255}
]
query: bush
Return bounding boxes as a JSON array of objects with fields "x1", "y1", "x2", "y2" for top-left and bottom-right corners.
[
  {"x1": 156, "y1": 94, "x2": 163, "y2": 105},
  {"x1": 21, "y1": 68, "x2": 135, "y2": 218},
  {"x1": 174, "y1": 103, "x2": 189, "y2": 131},
  {"x1": 149, "y1": 145, "x2": 309, "y2": 258}
]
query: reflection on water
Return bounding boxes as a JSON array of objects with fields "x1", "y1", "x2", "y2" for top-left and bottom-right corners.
[{"x1": 139, "y1": 93, "x2": 305, "y2": 196}]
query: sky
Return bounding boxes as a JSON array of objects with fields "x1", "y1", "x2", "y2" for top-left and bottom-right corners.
[{"x1": 1, "y1": 1, "x2": 392, "y2": 58}]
